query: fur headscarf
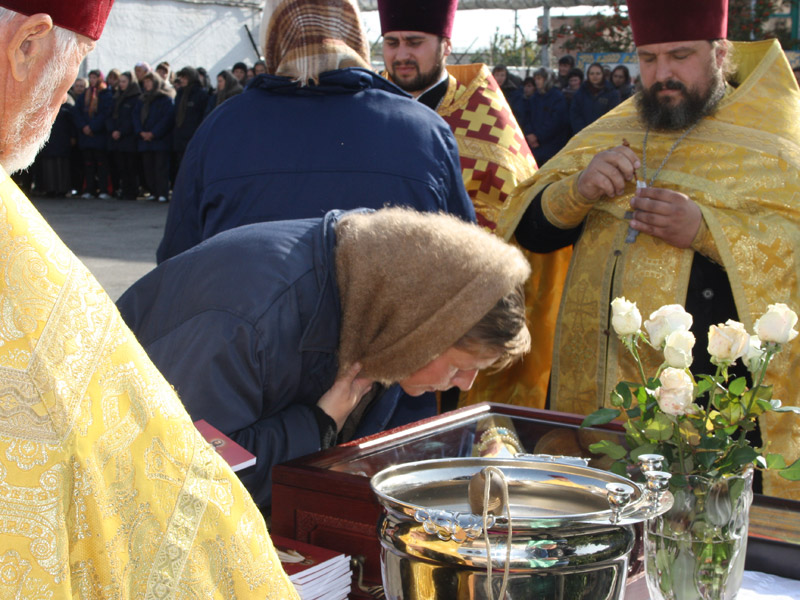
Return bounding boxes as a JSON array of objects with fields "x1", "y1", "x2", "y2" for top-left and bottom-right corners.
[
  {"x1": 335, "y1": 208, "x2": 531, "y2": 384},
  {"x1": 260, "y1": 0, "x2": 371, "y2": 85}
]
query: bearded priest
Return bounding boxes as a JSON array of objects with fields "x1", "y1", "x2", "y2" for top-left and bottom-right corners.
[
  {"x1": 513, "y1": 0, "x2": 800, "y2": 500},
  {"x1": 0, "y1": 2, "x2": 298, "y2": 596}
]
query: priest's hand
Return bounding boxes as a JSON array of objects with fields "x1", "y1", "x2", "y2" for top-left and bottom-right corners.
[
  {"x1": 577, "y1": 145, "x2": 641, "y2": 201},
  {"x1": 629, "y1": 186, "x2": 702, "y2": 248},
  {"x1": 317, "y1": 363, "x2": 374, "y2": 432}
]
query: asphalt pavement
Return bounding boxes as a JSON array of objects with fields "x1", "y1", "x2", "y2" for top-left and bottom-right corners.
[{"x1": 30, "y1": 194, "x2": 168, "y2": 301}]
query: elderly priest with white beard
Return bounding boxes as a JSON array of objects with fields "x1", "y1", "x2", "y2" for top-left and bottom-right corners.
[{"x1": 0, "y1": 2, "x2": 298, "y2": 597}]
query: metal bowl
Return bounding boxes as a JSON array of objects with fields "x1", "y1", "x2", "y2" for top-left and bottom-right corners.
[{"x1": 371, "y1": 456, "x2": 672, "y2": 600}]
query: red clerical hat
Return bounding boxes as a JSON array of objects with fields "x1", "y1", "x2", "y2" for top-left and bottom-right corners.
[
  {"x1": 0, "y1": 0, "x2": 115, "y2": 41},
  {"x1": 378, "y1": 0, "x2": 458, "y2": 39},
  {"x1": 627, "y1": 0, "x2": 728, "y2": 46}
]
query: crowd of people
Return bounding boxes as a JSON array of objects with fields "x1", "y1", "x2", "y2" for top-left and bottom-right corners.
[
  {"x1": 21, "y1": 58, "x2": 257, "y2": 202},
  {"x1": 498, "y1": 57, "x2": 636, "y2": 166},
  {"x1": 1, "y1": 0, "x2": 799, "y2": 596}
]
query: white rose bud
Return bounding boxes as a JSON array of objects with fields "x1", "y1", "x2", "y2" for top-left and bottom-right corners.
[
  {"x1": 655, "y1": 368, "x2": 695, "y2": 416},
  {"x1": 644, "y1": 304, "x2": 693, "y2": 348},
  {"x1": 743, "y1": 335, "x2": 763, "y2": 374},
  {"x1": 664, "y1": 329, "x2": 695, "y2": 369},
  {"x1": 611, "y1": 297, "x2": 642, "y2": 336},
  {"x1": 755, "y1": 303, "x2": 799, "y2": 344},
  {"x1": 707, "y1": 320, "x2": 750, "y2": 365}
]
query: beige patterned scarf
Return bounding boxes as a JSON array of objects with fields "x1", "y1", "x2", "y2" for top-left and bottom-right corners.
[{"x1": 261, "y1": 0, "x2": 371, "y2": 85}]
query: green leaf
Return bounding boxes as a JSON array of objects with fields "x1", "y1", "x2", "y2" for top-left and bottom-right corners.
[
  {"x1": 696, "y1": 448, "x2": 717, "y2": 470},
  {"x1": 581, "y1": 408, "x2": 621, "y2": 427},
  {"x1": 779, "y1": 458, "x2": 800, "y2": 481},
  {"x1": 609, "y1": 460, "x2": 628, "y2": 477},
  {"x1": 728, "y1": 446, "x2": 758, "y2": 468},
  {"x1": 614, "y1": 382, "x2": 633, "y2": 409},
  {"x1": 765, "y1": 453, "x2": 787, "y2": 470},
  {"x1": 695, "y1": 377, "x2": 713, "y2": 397},
  {"x1": 644, "y1": 412, "x2": 674, "y2": 441},
  {"x1": 728, "y1": 376, "x2": 747, "y2": 396},
  {"x1": 678, "y1": 420, "x2": 701, "y2": 446},
  {"x1": 588, "y1": 439, "x2": 628, "y2": 460},
  {"x1": 630, "y1": 443, "x2": 659, "y2": 461}
]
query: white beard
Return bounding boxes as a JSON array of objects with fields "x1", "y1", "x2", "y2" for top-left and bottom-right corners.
[{"x1": 0, "y1": 51, "x2": 71, "y2": 174}]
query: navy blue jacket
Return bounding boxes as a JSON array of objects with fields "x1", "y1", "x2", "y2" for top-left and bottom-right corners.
[
  {"x1": 172, "y1": 84, "x2": 209, "y2": 153},
  {"x1": 117, "y1": 211, "x2": 404, "y2": 509},
  {"x1": 569, "y1": 80, "x2": 620, "y2": 134},
  {"x1": 40, "y1": 102, "x2": 76, "y2": 158},
  {"x1": 107, "y1": 91, "x2": 141, "y2": 153},
  {"x1": 133, "y1": 94, "x2": 175, "y2": 153},
  {"x1": 509, "y1": 90, "x2": 533, "y2": 135},
  {"x1": 529, "y1": 87, "x2": 570, "y2": 166},
  {"x1": 157, "y1": 68, "x2": 474, "y2": 263},
  {"x1": 73, "y1": 88, "x2": 113, "y2": 150}
]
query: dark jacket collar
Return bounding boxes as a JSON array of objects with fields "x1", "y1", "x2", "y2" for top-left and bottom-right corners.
[{"x1": 248, "y1": 68, "x2": 413, "y2": 99}]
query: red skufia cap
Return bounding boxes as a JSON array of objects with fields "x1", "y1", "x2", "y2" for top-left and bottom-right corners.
[
  {"x1": 378, "y1": 0, "x2": 458, "y2": 39},
  {"x1": 0, "y1": 0, "x2": 115, "y2": 41},
  {"x1": 627, "y1": 0, "x2": 728, "y2": 46}
]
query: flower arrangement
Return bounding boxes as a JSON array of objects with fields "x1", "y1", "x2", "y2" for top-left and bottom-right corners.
[{"x1": 583, "y1": 299, "x2": 800, "y2": 485}]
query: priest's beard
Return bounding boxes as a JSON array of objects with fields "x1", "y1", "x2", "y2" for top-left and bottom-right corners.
[
  {"x1": 636, "y1": 64, "x2": 726, "y2": 131},
  {"x1": 0, "y1": 49, "x2": 72, "y2": 174},
  {"x1": 389, "y1": 46, "x2": 446, "y2": 94}
]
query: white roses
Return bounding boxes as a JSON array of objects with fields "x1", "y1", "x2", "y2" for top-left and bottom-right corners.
[
  {"x1": 644, "y1": 304, "x2": 693, "y2": 348},
  {"x1": 610, "y1": 298, "x2": 799, "y2": 373},
  {"x1": 664, "y1": 330, "x2": 695, "y2": 369},
  {"x1": 610, "y1": 297, "x2": 642, "y2": 336},
  {"x1": 707, "y1": 320, "x2": 750, "y2": 366},
  {"x1": 655, "y1": 367, "x2": 695, "y2": 416},
  {"x1": 754, "y1": 303, "x2": 799, "y2": 344}
]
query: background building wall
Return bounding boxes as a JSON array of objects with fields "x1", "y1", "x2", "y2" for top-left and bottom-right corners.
[{"x1": 86, "y1": 0, "x2": 265, "y2": 78}]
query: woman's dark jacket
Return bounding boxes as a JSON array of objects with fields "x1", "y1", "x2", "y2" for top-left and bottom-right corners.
[
  {"x1": 107, "y1": 86, "x2": 142, "y2": 153},
  {"x1": 569, "y1": 80, "x2": 621, "y2": 134},
  {"x1": 40, "y1": 101, "x2": 77, "y2": 158},
  {"x1": 173, "y1": 84, "x2": 209, "y2": 153},
  {"x1": 133, "y1": 93, "x2": 175, "y2": 152},
  {"x1": 529, "y1": 87, "x2": 570, "y2": 166},
  {"x1": 117, "y1": 210, "x2": 404, "y2": 510},
  {"x1": 73, "y1": 87, "x2": 113, "y2": 150}
]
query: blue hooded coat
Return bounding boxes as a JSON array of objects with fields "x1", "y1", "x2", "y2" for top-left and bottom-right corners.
[{"x1": 157, "y1": 68, "x2": 474, "y2": 263}]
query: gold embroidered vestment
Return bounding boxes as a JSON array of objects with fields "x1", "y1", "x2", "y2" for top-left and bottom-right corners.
[
  {"x1": 513, "y1": 40, "x2": 800, "y2": 499},
  {"x1": 0, "y1": 168, "x2": 298, "y2": 598},
  {"x1": 436, "y1": 63, "x2": 572, "y2": 410}
]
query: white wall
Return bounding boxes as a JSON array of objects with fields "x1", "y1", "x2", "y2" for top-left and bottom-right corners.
[{"x1": 86, "y1": 0, "x2": 264, "y2": 79}]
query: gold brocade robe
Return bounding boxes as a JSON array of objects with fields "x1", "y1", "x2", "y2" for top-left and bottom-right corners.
[
  {"x1": 422, "y1": 63, "x2": 572, "y2": 409},
  {"x1": 0, "y1": 169, "x2": 298, "y2": 597},
  {"x1": 512, "y1": 40, "x2": 800, "y2": 499}
]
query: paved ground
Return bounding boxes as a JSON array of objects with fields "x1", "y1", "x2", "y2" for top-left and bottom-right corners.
[{"x1": 30, "y1": 194, "x2": 168, "y2": 301}]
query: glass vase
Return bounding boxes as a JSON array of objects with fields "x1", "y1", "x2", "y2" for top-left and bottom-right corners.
[{"x1": 644, "y1": 468, "x2": 754, "y2": 600}]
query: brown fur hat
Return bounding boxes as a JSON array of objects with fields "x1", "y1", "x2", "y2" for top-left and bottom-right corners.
[{"x1": 335, "y1": 208, "x2": 531, "y2": 384}]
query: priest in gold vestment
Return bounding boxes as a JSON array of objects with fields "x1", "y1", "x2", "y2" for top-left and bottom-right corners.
[
  {"x1": 378, "y1": 0, "x2": 571, "y2": 409},
  {"x1": 0, "y1": 2, "x2": 298, "y2": 596},
  {"x1": 513, "y1": 0, "x2": 800, "y2": 499}
]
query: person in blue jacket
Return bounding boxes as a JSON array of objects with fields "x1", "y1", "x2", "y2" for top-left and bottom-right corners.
[
  {"x1": 158, "y1": 0, "x2": 474, "y2": 264},
  {"x1": 172, "y1": 66, "x2": 209, "y2": 169},
  {"x1": 527, "y1": 67, "x2": 570, "y2": 166},
  {"x1": 569, "y1": 62, "x2": 620, "y2": 134},
  {"x1": 117, "y1": 207, "x2": 531, "y2": 511},
  {"x1": 509, "y1": 76, "x2": 535, "y2": 135},
  {"x1": 133, "y1": 71, "x2": 174, "y2": 203},
  {"x1": 73, "y1": 69, "x2": 113, "y2": 198},
  {"x1": 107, "y1": 71, "x2": 141, "y2": 200}
]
